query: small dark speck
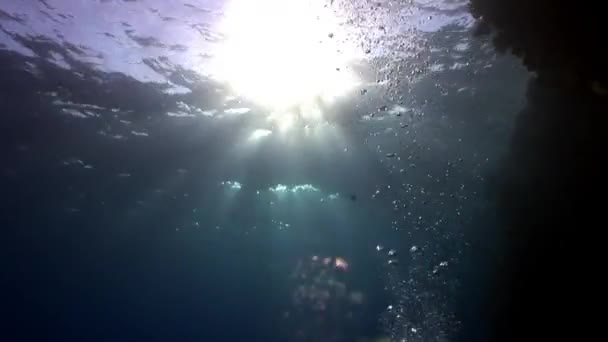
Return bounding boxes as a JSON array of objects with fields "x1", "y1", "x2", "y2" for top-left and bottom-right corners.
[
  {"x1": 170, "y1": 44, "x2": 188, "y2": 52},
  {"x1": 350, "y1": 194, "x2": 357, "y2": 201}
]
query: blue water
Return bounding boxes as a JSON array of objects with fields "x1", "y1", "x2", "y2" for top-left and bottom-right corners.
[{"x1": 6, "y1": 1, "x2": 586, "y2": 341}]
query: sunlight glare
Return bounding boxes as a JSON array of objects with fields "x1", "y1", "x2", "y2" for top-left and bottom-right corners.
[
  {"x1": 214, "y1": 0, "x2": 359, "y2": 113},
  {"x1": 249, "y1": 129, "x2": 273, "y2": 141},
  {"x1": 271, "y1": 111, "x2": 296, "y2": 133}
]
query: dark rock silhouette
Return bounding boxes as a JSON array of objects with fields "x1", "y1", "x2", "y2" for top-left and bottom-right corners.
[
  {"x1": 463, "y1": 0, "x2": 607, "y2": 340},
  {"x1": 469, "y1": 0, "x2": 607, "y2": 89}
]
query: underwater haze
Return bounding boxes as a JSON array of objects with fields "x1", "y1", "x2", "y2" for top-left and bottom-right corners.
[{"x1": 3, "y1": 0, "x2": 574, "y2": 341}]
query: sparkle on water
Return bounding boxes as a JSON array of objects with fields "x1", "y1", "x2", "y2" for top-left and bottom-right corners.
[
  {"x1": 249, "y1": 128, "x2": 273, "y2": 141},
  {"x1": 213, "y1": 0, "x2": 360, "y2": 124},
  {"x1": 221, "y1": 180, "x2": 242, "y2": 190},
  {"x1": 269, "y1": 184, "x2": 320, "y2": 193}
]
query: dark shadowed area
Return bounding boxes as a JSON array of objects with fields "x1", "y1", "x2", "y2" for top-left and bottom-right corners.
[{"x1": 462, "y1": 0, "x2": 607, "y2": 340}]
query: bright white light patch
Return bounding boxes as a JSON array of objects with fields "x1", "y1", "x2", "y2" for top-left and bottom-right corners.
[
  {"x1": 291, "y1": 184, "x2": 319, "y2": 193},
  {"x1": 213, "y1": 0, "x2": 359, "y2": 110},
  {"x1": 221, "y1": 181, "x2": 242, "y2": 190},
  {"x1": 224, "y1": 107, "x2": 251, "y2": 115},
  {"x1": 249, "y1": 129, "x2": 273, "y2": 141},
  {"x1": 269, "y1": 184, "x2": 319, "y2": 193},
  {"x1": 270, "y1": 184, "x2": 289, "y2": 193}
]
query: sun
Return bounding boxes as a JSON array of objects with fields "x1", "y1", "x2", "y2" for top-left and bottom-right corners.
[{"x1": 212, "y1": 0, "x2": 359, "y2": 115}]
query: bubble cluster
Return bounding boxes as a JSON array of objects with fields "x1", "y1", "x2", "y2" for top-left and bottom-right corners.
[{"x1": 283, "y1": 255, "x2": 368, "y2": 341}]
